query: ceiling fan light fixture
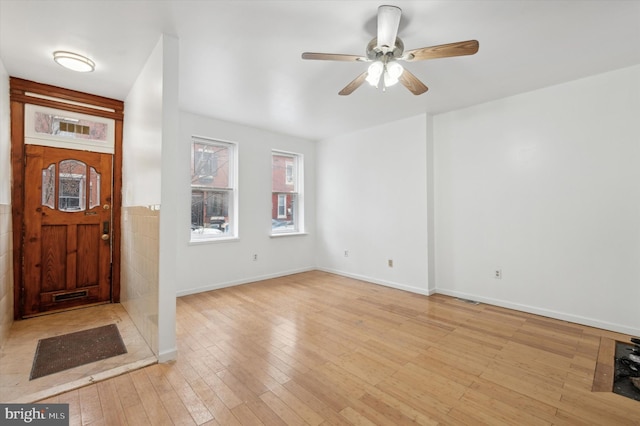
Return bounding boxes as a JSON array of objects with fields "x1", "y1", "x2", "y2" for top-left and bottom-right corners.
[
  {"x1": 366, "y1": 61, "x2": 384, "y2": 86},
  {"x1": 53, "y1": 51, "x2": 95, "y2": 72},
  {"x1": 301, "y1": 4, "x2": 478, "y2": 96},
  {"x1": 383, "y1": 61, "x2": 404, "y2": 87}
]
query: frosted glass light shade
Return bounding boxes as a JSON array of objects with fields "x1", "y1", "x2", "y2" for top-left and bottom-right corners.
[
  {"x1": 53, "y1": 51, "x2": 95, "y2": 72},
  {"x1": 383, "y1": 61, "x2": 404, "y2": 87},
  {"x1": 366, "y1": 61, "x2": 384, "y2": 86}
]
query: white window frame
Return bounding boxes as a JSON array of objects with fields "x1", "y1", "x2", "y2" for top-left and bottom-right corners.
[
  {"x1": 271, "y1": 150, "x2": 304, "y2": 236},
  {"x1": 190, "y1": 137, "x2": 238, "y2": 243}
]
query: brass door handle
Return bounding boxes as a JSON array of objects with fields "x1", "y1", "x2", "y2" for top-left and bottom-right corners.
[{"x1": 101, "y1": 234, "x2": 109, "y2": 241}]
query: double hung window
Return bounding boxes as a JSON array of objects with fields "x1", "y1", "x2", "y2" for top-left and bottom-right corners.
[
  {"x1": 190, "y1": 138, "x2": 237, "y2": 241},
  {"x1": 272, "y1": 151, "x2": 303, "y2": 234}
]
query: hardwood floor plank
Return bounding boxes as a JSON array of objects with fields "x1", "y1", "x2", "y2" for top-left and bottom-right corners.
[
  {"x1": 197, "y1": 367, "x2": 243, "y2": 410},
  {"x1": 130, "y1": 369, "x2": 174, "y2": 425},
  {"x1": 122, "y1": 402, "x2": 152, "y2": 426},
  {"x1": 259, "y1": 390, "x2": 307, "y2": 425},
  {"x1": 216, "y1": 368, "x2": 261, "y2": 404},
  {"x1": 467, "y1": 378, "x2": 558, "y2": 422},
  {"x1": 188, "y1": 378, "x2": 242, "y2": 426},
  {"x1": 344, "y1": 393, "x2": 418, "y2": 426},
  {"x1": 243, "y1": 396, "x2": 289, "y2": 425},
  {"x1": 230, "y1": 403, "x2": 265, "y2": 425},
  {"x1": 160, "y1": 362, "x2": 215, "y2": 425},
  {"x1": 592, "y1": 337, "x2": 616, "y2": 392},
  {"x1": 96, "y1": 380, "x2": 128, "y2": 426},
  {"x1": 78, "y1": 384, "x2": 104, "y2": 425},
  {"x1": 478, "y1": 365, "x2": 564, "y2": 406},
  {"x1": 282, "y1": 377, "x2": 354, "y2": 425},
  {"x1": 64, "y1": 390, "x2": 82, "y2": 426},
  {"x1": 113, "y1": 373, "x2": 143, "y2": 409},
  {"x1": 333, "y1": 350, "x2": 397, "y2": 386},
  {"x1": 374, "y1": 375, "x2": 455, "y2": 423},
  {"x1": 338, "y1": 406, "x2": 378, "y2": 426},
  {"x1": 312, "y1": 361, "x2": 371, "y2": 401},
  {"x1": 269, "y1": 382, "x2": 325, "y2": 426},
  {"x1": 363, "y1": 386, "x2": 439, "y2": 426},
  {"x1": 457, "y1": 385, "x2": 552, "y2": 425}
]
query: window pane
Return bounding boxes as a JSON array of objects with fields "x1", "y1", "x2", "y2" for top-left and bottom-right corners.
[
  {"x1": 42, "y1": 163, "x2": 56, "y2": 209},
  {"x1": 191, "y1": 190, "x2": 231, "y2": 240},
  {"x1": 58, "y1": 159, "x2": 86, "y2": 212},
  {"x1": 192, "y1": 142, "x2": 232, "y2": 188},
  {"x1": 272, "y1": 154, "x2": 296, "y2": 193},
  {"x1": 89, "y1": 167, "x2": 100, "y2": 209},
  {"x1": 34, "y1": 111, "x2": 108, "y2": 141},
  {"x1": 272, "y1": 193, "x2": 297, "y2": 231}
]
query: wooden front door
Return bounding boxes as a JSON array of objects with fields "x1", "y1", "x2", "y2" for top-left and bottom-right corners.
[{"x1": 22, "y1": 145, "x2": 113, "y2": 317}]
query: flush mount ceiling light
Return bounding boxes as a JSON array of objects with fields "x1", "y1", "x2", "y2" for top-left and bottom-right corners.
[{"x1": 53, "y1": 51, "x2": 95, "y2": 72}]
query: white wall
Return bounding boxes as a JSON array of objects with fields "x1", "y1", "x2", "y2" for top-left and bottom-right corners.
[
  {"x1": 122, "y1": 34, "x2": 178, "y2": 361},
  {"x1": 434, "y1": 65, "x2": 640, "y2": 335},
  {"x1": 316, "y1": 114, "x2": 430, "y2": 294},
  {"x1": 0, "y1": 58, "x2": 9, "y2": 204},
  {"x1": 176, "y1": 111, "x2": 317, "y2": 295},
  {"x1": 0, "y1": 57, "x2": 13, "y2": 349},
  {"x1": 157, "y1": 35, "x2": 179, "y2": 363}
]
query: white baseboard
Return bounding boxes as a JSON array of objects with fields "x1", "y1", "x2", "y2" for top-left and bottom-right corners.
[
  {"x1": 176, "y1": 267, "x2": 316, "y2": 297},
  {"x1": 157, "y1": 348, "x2": 177, "y2": 363},
  {"x1": 316, "y1": 267, "x2": 435, "y2": 296},
  {"x1": 435, "y1": 288, "x2": 639, "y2": 337}
]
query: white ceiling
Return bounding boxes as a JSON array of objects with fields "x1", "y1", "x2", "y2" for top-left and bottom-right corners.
[{"x1": 1, "y1": 0, "x2": 639, "y2": 141}]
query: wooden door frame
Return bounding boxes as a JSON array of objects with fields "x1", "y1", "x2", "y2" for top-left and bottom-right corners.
[{"x1": 10, "y1": 77, "x2": 124, "y2": 319}]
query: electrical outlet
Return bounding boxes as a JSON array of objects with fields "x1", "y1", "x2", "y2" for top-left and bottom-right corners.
[
  {"x1": 344, "y1": 250, "x2": 349, "y2": 257},
  {"x1": 388, "y1": 259, "x2": 393, "y2": 267},
  {"x1": 494, "y1": 269, "x2": 502, "y2": 279},
  {"x1": 253, "y1": 254, "x2": 258, "y2": 261}
]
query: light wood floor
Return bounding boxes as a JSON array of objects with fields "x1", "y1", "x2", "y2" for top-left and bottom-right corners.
[{"x1": 39, "y1": 271, "x2": 640, "y2": 425}]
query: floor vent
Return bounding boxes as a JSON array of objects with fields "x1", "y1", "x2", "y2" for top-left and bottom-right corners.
[{"x1": 455, "y1": 297, "x2": 480, "y2": 305}]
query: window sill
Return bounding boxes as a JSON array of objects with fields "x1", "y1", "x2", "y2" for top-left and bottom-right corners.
[
  {"x1": 269, "y1": 232, "x2": 308, "y2": 238},
  {"x1": 189, "y1": 236, "x2": 239, "y2": 245}
]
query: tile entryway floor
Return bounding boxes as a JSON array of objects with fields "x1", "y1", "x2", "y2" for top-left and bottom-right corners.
[{"x1": 0, "y1": 303, "x2": 156, "y2": 403}]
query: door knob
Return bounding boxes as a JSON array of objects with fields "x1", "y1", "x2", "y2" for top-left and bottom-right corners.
[{"x1": 101, "y1": 234, "x2": 109, "y2": 241}]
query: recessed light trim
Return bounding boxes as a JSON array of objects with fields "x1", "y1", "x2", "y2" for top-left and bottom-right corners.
[{"x1": 53, "y1": 51, "x2": 95, "y2": 72}]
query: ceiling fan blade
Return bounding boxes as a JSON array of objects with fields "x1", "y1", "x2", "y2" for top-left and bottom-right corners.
[
  {"x1": 339, "y1": 71, "x2": 368, "y2": 96},
  {"x1": 302, "y1": 52, "x2": 366, "y2": 62},
  {"x1": 399, "y1": 69, "x2": 428, "y2": 95},
  {"x1": 404, "y1": 40, "x2": 479, "y2": 61},
  {"x1": 377, "y1": 5, "x2": 402, "y2": 50}
]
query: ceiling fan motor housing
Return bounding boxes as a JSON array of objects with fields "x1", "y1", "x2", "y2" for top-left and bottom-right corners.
[{"x1": 366, "y1": 37, "x2": 404, "y2": 61}]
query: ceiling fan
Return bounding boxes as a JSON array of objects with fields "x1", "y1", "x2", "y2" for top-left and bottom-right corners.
[{"x1": 302, "y1": 5, "x2": 479, "y2": 96}]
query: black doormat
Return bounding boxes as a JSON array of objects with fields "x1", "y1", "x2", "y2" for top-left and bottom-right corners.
[
  {"x1": 30, "y1": 324, "x2": 127, "y2": 380},
  {"x1": 613, "y1": 341, "x2": 640, "y2": 401}
]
